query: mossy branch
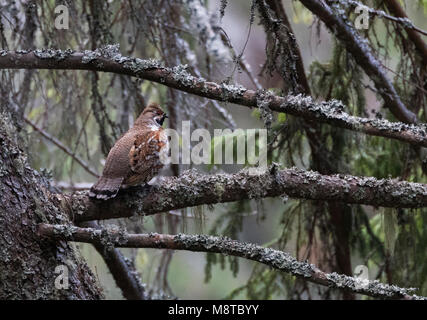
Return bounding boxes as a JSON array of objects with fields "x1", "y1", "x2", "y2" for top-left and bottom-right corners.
[
  {"x1": 24, "y1": 116, "x2": 99, "y2": 178},
  {"x1": 383, "y1": 0, "x2": 427, "y2": 64},
  {"x1": 78, "y1": 221, "x2": 148, "y2": 300},
  {"x1": 65, "y1": 165, "x2": 427, "y2": 223},
  {"x1": 1, "y1": 49, "x2": 427, "y2": 147},
  {"x1": 38, "y1": 223, "x2": 425, "y2": 300},
  {"x1": 299, "y1": 0, "x2": 417, "y2": 124}
]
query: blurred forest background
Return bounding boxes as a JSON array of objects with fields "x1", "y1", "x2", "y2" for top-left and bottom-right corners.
[{"x1": 1, "y1": 0, "x2": 427, "y2": 299}]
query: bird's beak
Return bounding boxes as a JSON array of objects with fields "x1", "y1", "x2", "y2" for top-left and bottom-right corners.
[{"x1": 159, "y1": 113, "x2": 168, "y2": 126}]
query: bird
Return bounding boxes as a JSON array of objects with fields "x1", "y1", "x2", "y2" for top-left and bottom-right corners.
[{"x1": 89, "y1": 102, "x2": 168, "y2": 200}]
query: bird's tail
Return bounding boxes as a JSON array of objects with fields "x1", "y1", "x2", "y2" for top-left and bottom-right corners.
[{"x1": 89, "y1": 176, "x2": 124, "y2": 200}]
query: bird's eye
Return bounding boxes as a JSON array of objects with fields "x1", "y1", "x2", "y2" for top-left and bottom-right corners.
[{"x1": 155, "y1": 115, "x2": 165, "y2": 125}]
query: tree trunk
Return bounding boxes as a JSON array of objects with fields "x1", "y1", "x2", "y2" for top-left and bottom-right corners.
[{"x1": 0, "y1": 110, "x2": 103, "y2": 299}]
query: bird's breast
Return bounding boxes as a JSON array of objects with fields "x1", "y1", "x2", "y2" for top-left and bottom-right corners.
[{"x1": 158, "y1": 129, "x2": 169, "y2": 165}]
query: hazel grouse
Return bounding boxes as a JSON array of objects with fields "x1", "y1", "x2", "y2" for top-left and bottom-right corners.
[{"x1": 89, "y1": 102, "x2": 168, "y2": 200}]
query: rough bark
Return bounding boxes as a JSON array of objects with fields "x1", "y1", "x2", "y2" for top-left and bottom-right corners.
[
  {"x1": 0, "y1": 111, "x2": 103, "y2": 299},
  {"x1": 66, "y1": 165, "x2": 427, "y2": 223}
]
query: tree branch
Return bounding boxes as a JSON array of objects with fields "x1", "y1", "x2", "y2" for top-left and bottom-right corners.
[
  {"x1": 383, "y1": 0, "x2": 427, "y2": 65},
  {"x1": 260, "y1": 0, "x2": 312, "y2": 95},
  {"x1": 24, "y1": 116, "x2": 99, "y2": 178},
  {"x1": 258, "y1": 0, "x2": 356, "y2": 298},
  {"x1": 38, "y1": 223, "x2": 425, "y2": 300},
  {"x1": 345, "y1": 0, "x2": 427, "y2": 37},
  {"x1": 78, "y1": 221, "x2": 148, "y2": 300},
  {"x1": 299, "y1": 0, "x2": 417, "y2": 124},
  {"x1": 1, "y1": 49, "x2": 427, "y2": 147},
  {"x1": 63, "y1": 166, "x2": 427, "y2": 223}
]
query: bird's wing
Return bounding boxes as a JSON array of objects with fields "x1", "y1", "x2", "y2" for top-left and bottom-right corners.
[
  {"x1": 126, "y1": 129, "x2": 168, "y2": 186},
  {"x1": 129, "y1": 130, "x2": 163, "y2": 173},
  {"x1": 101, "y1": 132, "x2": 135, "y2": 179}
]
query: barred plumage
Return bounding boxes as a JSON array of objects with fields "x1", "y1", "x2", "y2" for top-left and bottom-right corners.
[{"x1": 89, "y1": 102, "x2": 168, "y2": 200}]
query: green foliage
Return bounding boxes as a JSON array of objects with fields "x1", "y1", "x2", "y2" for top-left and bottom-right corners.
[
  {"x1": 383, "y1": 208, "x2": 398, "y2": 256},
  {"x1": 208, "y1": 129, "x2": 266, "y2": 170},
  {"x1": 352, "y1": 137, "x2": 408, "y2": 179},
  {"x1": 226, "y1": 266, "x2": 286, "y2": 300},
  {"x1": 204, "y1": 201, "x2": 248, "y2": 283}
]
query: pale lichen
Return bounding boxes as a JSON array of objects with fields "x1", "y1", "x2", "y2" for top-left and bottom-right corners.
[
  {"x1": 220, "y1": 83, "x2": 247, "y2": 100},
  {"x1": 256, "y1": 90, "x2": 274, "y2": 130},
  {"x1": 33, "y1": 48, "x2": 74, "y2": 61}
]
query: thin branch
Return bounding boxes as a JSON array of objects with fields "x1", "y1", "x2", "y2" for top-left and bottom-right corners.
[
  {"x1": 299, "y1": 0, "x2": 417, "y2": 124},
  {"x1": 345, "y1": 0, "x2": 427, "y2": 37},
  {"x1": 261, "y1": 0, "x2": 312, "y2": 95},
  {"x1": 220, "y1": 29, "x2": 262, "y2": 90},
  {"x1": 24, "y1": 116, "x2": 99, "y2": 178},
  {"x1": 1, "y1": 49, "x2": 427, "y2": 147},
  {"x1": 383, "y1": 0, "x2": 427, "y2": 65},
  {"x1": 63, "y1": 165, "x2": 427, "y2": 223},
  {"x1": 79, "y1": 221, "x2": 148, "y2": 300},
  {"x1": 238, "y1": 55, "x2": 263, "y2": 90},
  {"x1": 38, "y1": 223, "x2": 425, "y2": 300},
  {"x1": 259, "y1": 1, "x2": 355, "y2": 299}
]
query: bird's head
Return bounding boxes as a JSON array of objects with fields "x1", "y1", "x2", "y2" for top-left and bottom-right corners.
[{"x1": 135, "y1": 102, "x2": 168, "y2": 127}]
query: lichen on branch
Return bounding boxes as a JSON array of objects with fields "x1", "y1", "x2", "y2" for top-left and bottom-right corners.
[
  {"x1": 1, "y1": 48, "x2": 427, "y2": 147},
  {"x1": 38, "y1": 223, "x2": 425, "y2": 300},
  {"x1": 64, "y1": 165, "x2": 427, "y2": 223}
]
